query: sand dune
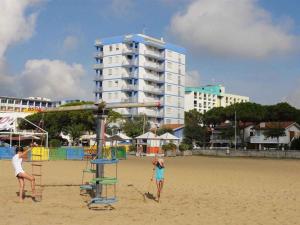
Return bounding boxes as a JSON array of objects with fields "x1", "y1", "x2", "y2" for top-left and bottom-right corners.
[{"x1": 0, "y1": 156, "x2": 299, "y2": 225}]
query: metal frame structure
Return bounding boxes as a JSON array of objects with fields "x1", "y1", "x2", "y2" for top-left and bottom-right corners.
[{"x1": 44, "y1": 101, "x2": 160, "y2": 204}]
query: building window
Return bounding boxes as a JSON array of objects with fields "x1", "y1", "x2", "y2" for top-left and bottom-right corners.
[
  {"x1": 109, "y1": 57, "x2": 112, "y2": 64},
  {"x1": 109, "y1": 45, "x2": 113, "y2": 51},
  {"x1": 108, "y1": 69, "x2": 112, "y2": 75},
  {"x1": 114, "y1": 92, "x2": 118, "y2": 98},
  {"x1": 108, "y1": 81, "x2": 112, "y2": 87},
  {"x1": 168, "y1": 73, "x2": 172, "y2": 81},
  {"x1": 167, "y1": 85, "x2": 172, "y2": 91},
  {"x1": 114, "y1": 81, "x2": 118, "y2": 87},
  {"x1": 108, "y1": 93, "x2": 112, "y2": 99},
  {"x1": 166, "y1": 119, "x2": 171, "y2": 124},
  {"x1": 167, "y1": 108, "x2": 172, "y2": 114},
  {"x1": 116, "y1": 44, "x2": 119, "y2": 50},
  {"x1": 167, "y1": 96, "x2": 171, "y2": 103},
  {"x1": 167, "y1": 62, "x2": 172, "y2": 69}
]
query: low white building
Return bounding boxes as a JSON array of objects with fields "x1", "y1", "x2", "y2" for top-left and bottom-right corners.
[
  {"x1": 185, "y1": 85, "x2": 249, "y2": 114},
  {"x1": 250, "y1": 122, "x2": 300, "y2": 150}
]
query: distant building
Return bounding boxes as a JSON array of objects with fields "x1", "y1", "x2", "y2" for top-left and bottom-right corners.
[
  {"x1": 250, "y1": 122, "x2": 300, "y2": 150},
  {"x1": 0, "y1": 96, "x2": 53, "y2": 113},
  {"x1": 185, "y1": 85, "x2": 249, "y2": 114},
  {"x1": 93, "y1": 33, "x2": 186, "y2": 124}
]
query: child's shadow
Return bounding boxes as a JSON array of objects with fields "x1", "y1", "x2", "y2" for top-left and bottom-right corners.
[
  {"x1": 16, "y1": 191, "x2": 36, "y2": 201},
  {"x1": 144, "y1": 192, "x2": 156, "y2": 201}
]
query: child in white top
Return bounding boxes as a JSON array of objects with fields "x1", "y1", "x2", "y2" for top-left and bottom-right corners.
[{"x1": 12, "y1": 146, "x2": 36, "y2": 202}]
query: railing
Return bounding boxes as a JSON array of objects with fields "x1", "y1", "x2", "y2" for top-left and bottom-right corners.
[
  {"x1": 250, "y1": 136, "x2": 286, "y2": 144},
  {"x1": 94, "y1": 75, "x2": 103, "y2": 81},
  {"x1": 93, "y1": 64, "x2": 103, "y2": 70},
  {"x1": 93, "y1": 87, "x2": 103, "y2": 93},
  {"x1": 122, "y1": 84, "x2": 137, "y2": 91},
  {"x1": 122, "y1": 48, "x2": 137, "y2": 55},
  {"x1": 94, "y1": 52, "x2": 103, "y2": 58},
  {"x1": 122, "y1": 60, "x2": 137, "y2": 67},
  {"x1": 121, "y1": 72, "x2": 137, "y2": 79},
  {"x1": 143, "y1": 73, "x2": 164, "y2": 83},
  {"x1": 140, "y1": 109, "x2": 163, "y2": 118},
  {"x1": 143, "y1": 86, "x2": 164, "y2": 95},
  {"x1": 143, "y1": 62, "x2": 164, "y2": 71},
  {"x1": 144, "y1": 50, "x2": 164, "y2": 59},
  {"x1": 121, "y1": 97, "x2": 137, "y2": 103}
]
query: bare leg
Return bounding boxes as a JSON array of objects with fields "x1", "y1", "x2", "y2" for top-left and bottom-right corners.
[
  {"x1": 156, "y1": 180, "x2": 160, "y2": 200},
  {"x1": 17, "y1": 177, "x2": 24, "y2": 202},
  {"x1": 18, "y1": 172, "x2": 36, "y2": 197}
]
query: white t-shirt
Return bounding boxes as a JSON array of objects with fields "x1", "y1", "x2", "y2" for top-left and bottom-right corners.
[{"x1": 12, "y1": 154, "x2": 24, "y2": 176}]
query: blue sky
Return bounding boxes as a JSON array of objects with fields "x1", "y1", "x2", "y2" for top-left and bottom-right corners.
[{"x1": 1, "y1": 0, "x2": 300, "y2": 108}]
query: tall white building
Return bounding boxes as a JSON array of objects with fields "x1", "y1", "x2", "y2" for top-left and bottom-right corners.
[
  {"x1": 185, "y1": 85, "x2": 250, "y2": 114},
  {"x1": 93, "y1": 34, "x2": 185, "y2": 124}
]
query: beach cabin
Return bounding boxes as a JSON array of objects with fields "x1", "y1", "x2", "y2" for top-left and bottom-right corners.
[{"x1": 135, "y1": 131, "x2": 160, "y2": 155}]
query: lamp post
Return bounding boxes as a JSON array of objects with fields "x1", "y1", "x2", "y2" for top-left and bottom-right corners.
[{"x1": 234, "y1": 110, "x2": 237, "y2": 150}]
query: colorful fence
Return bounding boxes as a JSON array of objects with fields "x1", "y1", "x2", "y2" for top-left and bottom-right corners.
[
  {"x1": 0, "y1": 147, "x2": 15, "y2": 159},
  {"x1": 49, "y1": 148, "x2": 67, "y2": 160},
  {"x1": 31, "y1": 147, "x2": 49, "y2": 161},
  {"x1": 0, "y1": 146, "x2": 126, "y2": 160}
]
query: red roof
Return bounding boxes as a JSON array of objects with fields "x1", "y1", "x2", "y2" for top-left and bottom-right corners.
[
  {"x1": 255, "y1": 121, "x2": 296, "y2": 130},
  {"x1": 161, "y1": 124, "x2": 184, "y2": 130}
]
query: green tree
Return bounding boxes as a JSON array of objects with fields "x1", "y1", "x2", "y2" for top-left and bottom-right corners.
[
  {"x1": 156, "y1": 127, "x2": 174, "y2": 136},
  {"x1": 184, "y1": 110, "x2": 208, "y2": 146},
  {"x1": 60, "y1": 101, "x2": 94, "y2": 107},
  {"x1": 121, "y1": 117, "x2": 150, "y2": 138}
]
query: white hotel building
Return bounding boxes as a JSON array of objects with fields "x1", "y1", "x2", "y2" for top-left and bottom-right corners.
[
  {"x1": 185, "y1": 85, "x2": 250, "y2": 114},
  {"x1": 93, "y1": 34, "x2": 185, "y2": 124}
]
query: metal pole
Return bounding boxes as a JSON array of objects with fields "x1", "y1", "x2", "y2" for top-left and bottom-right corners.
[
  {"x1": 234, "y1": 110, "x2": 237, "y2": 150},
  {"x1": 10, "y1": 128, "x2": 12, "y2": 147},
  {"x1": 95, "y1": 113, "x2": 105, "y2": 198},
  {"x1": 46, "y1": 132, "x2": 48, "y2": 148}
]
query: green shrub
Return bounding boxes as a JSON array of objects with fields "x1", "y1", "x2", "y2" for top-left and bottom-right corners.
[
  {"x1": 179, "y1": 143, "x2": 191, "y2": 152},
  {"x1": 129, "y1": 144, "x2": 136, "y2": 152},
  {"x1": 49, "y1": 139, "x2": 61, "y2": 148},
  {"x1": 162, "y1": 143, "x2": 177, "y2": 152},
  {"x1": 290, "y1": 138, "x2": 300, "y2": 150}
]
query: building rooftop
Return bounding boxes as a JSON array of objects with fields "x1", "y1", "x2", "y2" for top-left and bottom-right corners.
[
  {"x1": 185, "y1": 85, "x2": 223, "y2": 95},
  {"x1": 95, "y1": 33, "x2": 186, "y2": 54}
]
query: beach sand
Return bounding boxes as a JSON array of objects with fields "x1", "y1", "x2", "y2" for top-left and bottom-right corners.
[{"x1": 0, "y1": 156, "x2": 299, "y2": 225}]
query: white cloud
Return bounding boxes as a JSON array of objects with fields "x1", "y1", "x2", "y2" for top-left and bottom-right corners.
[
  {"x1": 0, "y1": 0, "x2": 41, "y2": 96},
  {"x1": 185, "y1": 70, "x2": 201, "y2": 87},
  {"x1": 286, "y1": 80, "x2": 300, "y2": 109},
  {"x1": 169, "y1": 0, "x2": 299, "y2": 58},
  {"x1": 19, "y1": 59, "x2": 89, "y2": 100},
  {"x1": 0, "y1": 0, "x2": 40, "y2": 59},
  {"x1": 62, "y1": 35, "x2": 79, "y2": 52},
  {"x1": 0, "y1": 1, "x2": 91, "y2": 101}
]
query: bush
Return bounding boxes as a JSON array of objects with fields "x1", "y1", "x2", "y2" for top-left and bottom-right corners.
[
  {"x1": 128, "y1": 144, "x2": 136, "y2": 152},
  {"x1": 162, "y1": 143, "x2": 177, "y2": 152},
  {"x1": 179, "y1": 143, "x2": 191, "y2": 152},
  {"x1": 290, "y1": 138, "x2": 300, "y2": 150},
  {"x1": 49, "y1": 139, "x2": 61, "y2": 148}
]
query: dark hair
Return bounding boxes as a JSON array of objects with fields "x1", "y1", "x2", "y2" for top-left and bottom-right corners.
[{"x1": 16, "y1": 146, "x2": 24, "y2": 154}]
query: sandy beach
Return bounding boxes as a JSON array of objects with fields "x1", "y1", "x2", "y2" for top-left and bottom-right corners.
[{"x1": 0, "y1": 156, "x2": 299, "y2": 225}]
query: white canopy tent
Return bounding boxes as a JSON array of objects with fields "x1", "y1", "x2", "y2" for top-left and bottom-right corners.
[{"x1": 159, "y1": 132, "x2": 180, "y2": 145}]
